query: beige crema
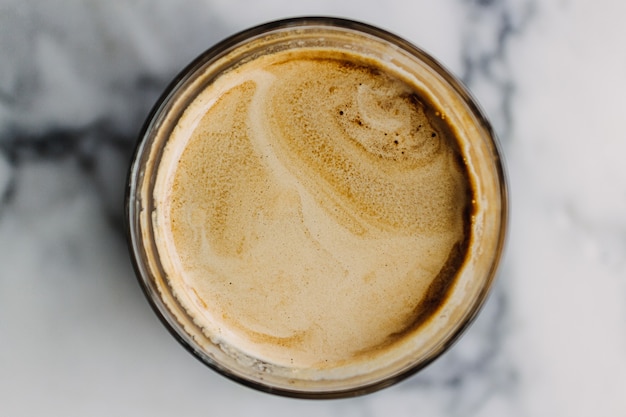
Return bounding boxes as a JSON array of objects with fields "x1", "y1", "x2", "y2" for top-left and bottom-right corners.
[{"x1": 152, "y1": 48, "x2": 473, "y2": 370}]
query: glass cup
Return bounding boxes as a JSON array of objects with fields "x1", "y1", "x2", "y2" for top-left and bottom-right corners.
[{"x1": 125, "y1": 17, "x2": 508, "y2": 398}]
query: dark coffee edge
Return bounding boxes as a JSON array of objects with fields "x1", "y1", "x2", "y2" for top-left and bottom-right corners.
[
  {"x1": 346, "y1": 94, "x2": 476, "y2": 358},
  {"x1": 350, "y1": 232, "x2": 473, "y2": 360}
]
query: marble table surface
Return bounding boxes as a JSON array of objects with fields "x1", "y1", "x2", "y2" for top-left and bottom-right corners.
[{"x1": 1, "y1": 0, "x2": 624, "y2": 416}]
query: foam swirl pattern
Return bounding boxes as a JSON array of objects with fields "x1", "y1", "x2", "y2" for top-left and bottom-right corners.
[{"x1": 156, "y1": 49, "x2": 473, "y2": 369}]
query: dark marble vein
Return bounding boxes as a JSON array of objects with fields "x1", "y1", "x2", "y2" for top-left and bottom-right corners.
[{"x1": 459, "y1": 0, "x2": 535, "y2": 142}]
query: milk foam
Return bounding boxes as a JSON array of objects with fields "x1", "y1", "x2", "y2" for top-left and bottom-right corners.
[{"x1": 153, "y1": 48, "x2": 473, "y2": 369}]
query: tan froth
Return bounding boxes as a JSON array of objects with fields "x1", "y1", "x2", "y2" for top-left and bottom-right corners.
[{"x1": 155, "y1": 48, "x2": 473, "y2": 369}]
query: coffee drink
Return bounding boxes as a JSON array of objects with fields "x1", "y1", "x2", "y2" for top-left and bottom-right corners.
[
  {"x1": 127, "y1": 18, "x2": 507, "y2": 397},
  {"x1": 155, "y1": 48, "x2": 471, "y2": 367}
]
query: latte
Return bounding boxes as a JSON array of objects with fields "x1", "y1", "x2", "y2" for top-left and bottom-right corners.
[
  {"x1": 154, "y1": 48, "x2": 472, "y2": 369},
  {"x1": 127, "y1": 18, "x2": 507, "y2": 397}
]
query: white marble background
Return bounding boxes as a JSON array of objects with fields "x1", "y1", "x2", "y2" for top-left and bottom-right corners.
[{"x1": 1, "y1": 0, "x2": 625, "y2": 416}]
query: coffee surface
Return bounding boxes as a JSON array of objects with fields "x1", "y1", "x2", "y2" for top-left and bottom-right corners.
[{"x1": 154, "y1": 48, "x2": 473, "y2": 369}]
